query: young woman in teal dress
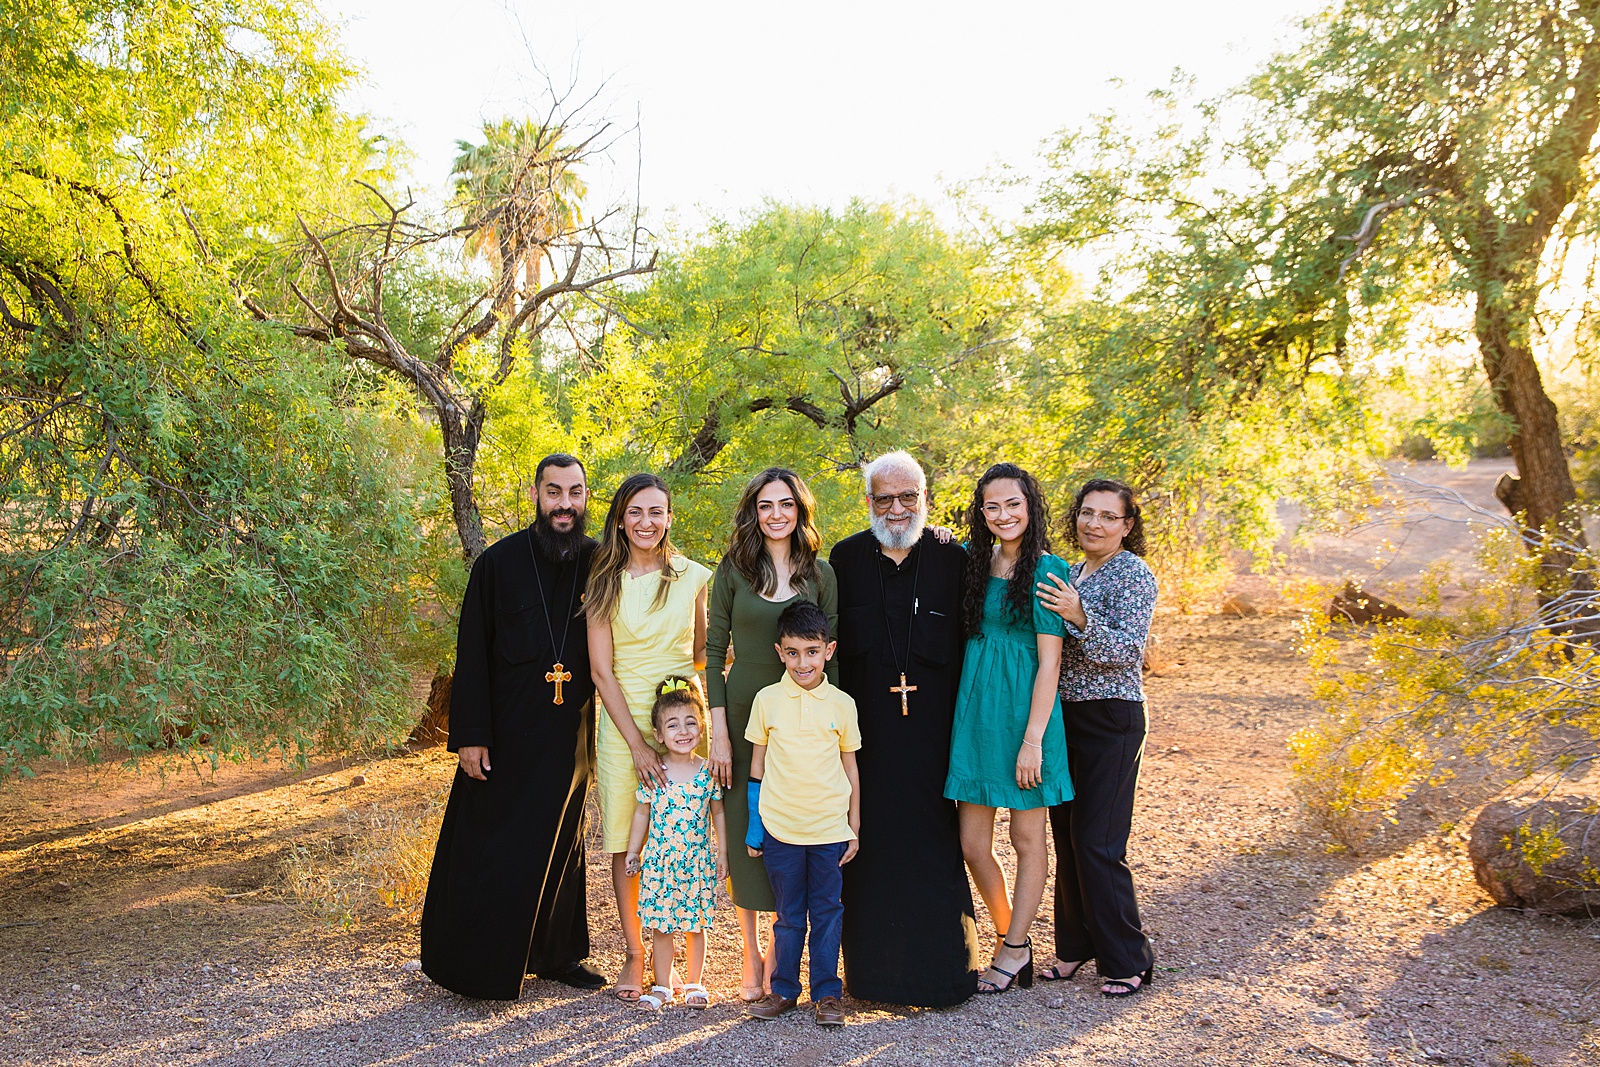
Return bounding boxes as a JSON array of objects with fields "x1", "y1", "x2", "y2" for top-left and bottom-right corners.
[{"x1": 944, "y1": 462, "x2": 1073, "y2": 993}]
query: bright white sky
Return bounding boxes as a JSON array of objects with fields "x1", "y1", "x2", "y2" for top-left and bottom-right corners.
[{"x1": 321, "y1": 0, "x2": 1326, "y2": 228}]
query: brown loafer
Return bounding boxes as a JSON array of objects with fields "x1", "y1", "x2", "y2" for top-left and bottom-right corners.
[
  {"x1": 745, "y1": 993, "x2": 798, "y2": 1020},
  {"x1": 813, "y1": 995, "x2": 848, "y2": 1026}
]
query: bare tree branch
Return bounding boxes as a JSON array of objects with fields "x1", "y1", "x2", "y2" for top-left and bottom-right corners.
[{"x1": 1335, "y1": 187, "x2": 1444, "y2": 280}]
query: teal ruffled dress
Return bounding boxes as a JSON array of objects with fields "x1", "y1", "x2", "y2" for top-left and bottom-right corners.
[{"x1": 944, "y1": 554, "x2": 1074, "y2": 810}]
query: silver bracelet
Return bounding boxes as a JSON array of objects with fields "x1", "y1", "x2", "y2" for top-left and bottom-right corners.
[{"x1": 1021, "y1": 739, "x2": 1043, "y2": 750}]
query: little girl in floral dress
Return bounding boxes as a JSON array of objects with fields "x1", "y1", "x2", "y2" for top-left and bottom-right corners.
[{"x1": 623, "y1": 676, "x2": 727, "y2": 1010}]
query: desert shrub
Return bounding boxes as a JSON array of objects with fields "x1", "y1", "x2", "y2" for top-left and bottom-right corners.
[
  {"x1": 1289, "y1": 527, "x2": 1600, "y2": 849},
  {"x1": 283, "y1": 777, "x2": 449, "y2": 927}
]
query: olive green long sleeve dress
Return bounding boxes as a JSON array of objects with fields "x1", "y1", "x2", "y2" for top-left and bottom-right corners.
[{"x1": 705, "y1": 557, "x2": 839, "y2": 911}]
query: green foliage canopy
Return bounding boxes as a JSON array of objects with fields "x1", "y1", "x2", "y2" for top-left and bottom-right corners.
[
  {"x1": 0, "y1": 0, "x2": 431, "y2": 771},
  {"x1": 995, "y1": 97, "x2": 1385, "y2": 604},
  {"x1": 468, "y1": 201, "x2": 1019, "y2": 561}
]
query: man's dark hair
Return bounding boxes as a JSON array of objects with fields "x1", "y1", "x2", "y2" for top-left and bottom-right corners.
[
  {"x1": 530, "y1": 453, "x2": 589, "y2": 563},
  {"x1": 535, "y1": 452, "x2": 585, "y2": 486},
  {"x1": 775, "y1": 600, "x2": 831, "y2": 643}
]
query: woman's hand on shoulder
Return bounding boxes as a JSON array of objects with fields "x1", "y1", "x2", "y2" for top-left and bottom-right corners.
[
  {"x1": 1036, "y1": 571, "x2": 1086, "y2": 627},
  {"x1": 1036, "y1": 570, "x2": 1070, "y2": 617},
  {"x1": 630, "y1": 739, "x2": 667, "y2": 789},
  {"x1": 931, "y1": 524, "x2": 956, "y2": 544}
]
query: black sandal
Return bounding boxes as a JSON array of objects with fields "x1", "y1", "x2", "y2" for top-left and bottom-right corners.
[
  {"x1": 1039, "y1": 959, "x2": 1088, "y2": 982},
  {"x1": 976, "y1": 937, "x2": 1034, "y2": 994},
  {"x1": 1101, "y1": 967, "x2": 1153, "y2": 998}
]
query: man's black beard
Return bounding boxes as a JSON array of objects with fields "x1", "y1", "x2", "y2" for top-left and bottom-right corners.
[{"x1": 531, "y1": 507, "x2": 589, "y2": 563}]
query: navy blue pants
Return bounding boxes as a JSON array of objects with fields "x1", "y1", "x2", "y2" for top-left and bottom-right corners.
[{"x1": 763, "y1": 837, "x2": 847, "y2": 1001}]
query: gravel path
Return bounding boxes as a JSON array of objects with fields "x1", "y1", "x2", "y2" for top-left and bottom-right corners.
[{"x1": 3, "y1": 613, "x2": 1597, "y2": 1066}]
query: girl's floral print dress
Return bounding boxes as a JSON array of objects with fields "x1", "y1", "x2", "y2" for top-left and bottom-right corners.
[{"x1": 636, "y1": 761, "x2": 720, "y2": 933}]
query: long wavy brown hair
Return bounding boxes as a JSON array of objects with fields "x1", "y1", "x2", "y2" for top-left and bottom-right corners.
[
  {"x1": 724, "y1": 468, "x2": 822, "y2": 598},
  {"x1": 1064, "y1": 478, "x2": 1147, "y2": 556},
  {"x1": 961, "y1": 463, "x2": 1053, "y2": 637},
  {"x1": 585, "y1": 472, "x2": 683, "y2": 622}
]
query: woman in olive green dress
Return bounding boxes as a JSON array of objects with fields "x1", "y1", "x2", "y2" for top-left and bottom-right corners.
[{"x1": 705, "y1": 468, "x2": 838, "y2": 1001}]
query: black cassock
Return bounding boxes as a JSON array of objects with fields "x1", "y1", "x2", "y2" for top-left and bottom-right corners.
[
  {"x1": 420, "y1": 528, "x2": 596, "y2": 1000},
  {"x1": 830, "y1": 528, "x2": 981, "y2": 1007}
]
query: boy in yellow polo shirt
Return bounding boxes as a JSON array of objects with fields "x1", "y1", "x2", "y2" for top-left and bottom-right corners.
[{"x1": 743, "y1": 600, "x2": 862, "y2": 1026}]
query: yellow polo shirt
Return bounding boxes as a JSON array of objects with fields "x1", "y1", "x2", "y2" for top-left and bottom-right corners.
[{"x1": 745, "y1": 672, "x2": 862, "y2": 846}]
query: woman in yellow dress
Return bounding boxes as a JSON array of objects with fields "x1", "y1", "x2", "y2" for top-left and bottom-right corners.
[{"x1": 586, "y1": 472, "x2": 713, "y2": 1002}]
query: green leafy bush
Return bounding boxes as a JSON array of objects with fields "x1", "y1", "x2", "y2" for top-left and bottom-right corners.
[{"x1": 1289, "y1": 528, "x2": 1600, "y2": 849}]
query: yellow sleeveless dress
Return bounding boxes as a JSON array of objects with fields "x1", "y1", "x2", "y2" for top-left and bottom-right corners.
[{"x1": 598, "y1": 557, "x2": 713, "y2": 852}]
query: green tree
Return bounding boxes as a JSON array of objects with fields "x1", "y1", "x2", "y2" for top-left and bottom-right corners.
[
  {"x1": 1255, "y1": 0, "x2": 1600, "y2": 574},
  {"x1": 571, "y1": 201, "x2": 1018, "y2": 556},
  {"x1": 0, "y1": 0, "x2": 431, "y2": 770},
  {"x1": 1008, "y1": 96, "x2": 1385, "y2": 602}
]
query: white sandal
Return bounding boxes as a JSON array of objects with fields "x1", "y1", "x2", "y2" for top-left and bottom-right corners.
[
  {"x1": 637, "y1": 984, "x2": 674, "y2": 1011},
  {"x1": 682, "y1": 982, "x2": 711, "y2": 1009}
]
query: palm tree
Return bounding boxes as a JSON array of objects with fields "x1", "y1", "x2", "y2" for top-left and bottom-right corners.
[{"x1": 450, "y1": 118, "x2": 588, "y2": 312}]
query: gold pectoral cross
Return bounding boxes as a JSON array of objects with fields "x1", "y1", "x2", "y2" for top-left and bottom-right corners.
[
  {"x1": 890, "y1": 672, "x2": 918, "y2": 716},
  {"x1": 546, "y1": 662, "x2": 573, "y2": 705}
]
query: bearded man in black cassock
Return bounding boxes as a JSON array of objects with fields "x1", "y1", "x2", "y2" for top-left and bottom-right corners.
[
  {"x1": 829, "y1": 450, "x2": 981, "y2": 1008},
  {"x1": 420, "y1": 453, "x2": 605, "y2": 1000}
]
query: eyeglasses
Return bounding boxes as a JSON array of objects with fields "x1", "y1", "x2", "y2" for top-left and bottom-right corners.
[
  {"x1": 870, "y1": 490, "x2": 922, "y2": 511},
  {"x1": 1078, "y1": 508, "x2": 1129, "y2": 525}
]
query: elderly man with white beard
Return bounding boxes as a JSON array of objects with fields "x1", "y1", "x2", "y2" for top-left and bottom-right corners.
[{"x1": 828, "y1": 451, "x2": 981, "y2": 1007}]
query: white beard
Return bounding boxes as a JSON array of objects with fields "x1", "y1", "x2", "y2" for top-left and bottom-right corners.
[{"x1": 869, "y1": 508, "x2": 927, "y2": 551}]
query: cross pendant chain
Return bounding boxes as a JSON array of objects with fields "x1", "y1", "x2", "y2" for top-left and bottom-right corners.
[
  {"x1": 546, "y1": 662, "x2": 573, "y2": 705},
  {"x1": 889, "y1": 672, "x2": 918, "y2": 716}
]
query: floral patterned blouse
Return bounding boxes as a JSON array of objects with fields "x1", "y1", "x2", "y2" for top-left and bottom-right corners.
[{"x1": 1056, "y1": 550, "x2": 1157, "y2": 703}]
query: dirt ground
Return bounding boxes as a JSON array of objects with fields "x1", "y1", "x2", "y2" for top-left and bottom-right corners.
[{"x1": 3, "y1": 460, "x2": 1598, "y2": 1066}]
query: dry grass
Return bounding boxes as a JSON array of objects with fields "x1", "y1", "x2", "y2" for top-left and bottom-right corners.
[{"x1": 282, "y1": 777, "x2": 449, "y2": 927}]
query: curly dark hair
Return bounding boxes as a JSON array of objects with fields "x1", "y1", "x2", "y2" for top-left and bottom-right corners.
[
  {"x1": 1064, "y1": 478, "x2": 1146, "y2": 557},
  {"x1": 961, "y1": 463, "x2": 1052, "y2": 638}
]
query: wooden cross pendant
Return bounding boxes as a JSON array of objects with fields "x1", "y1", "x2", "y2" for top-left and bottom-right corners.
[
  {"x1": 546, "y1": 662, "x2": 573, "y2": 705},
  {"x1": 889, "y1": 672, "x2": 918, "y2": 716}
]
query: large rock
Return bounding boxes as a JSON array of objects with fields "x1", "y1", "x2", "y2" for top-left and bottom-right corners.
[
  {"x1": 1327, "y1": 581, "x2": 1409, "y2": 624},
  {"x1": 1220, "y1": 593, "x2": 1261, "y2": 618},
  {"x1": 1469, "y1": 797, "x2": 1600, "y2": 915}
]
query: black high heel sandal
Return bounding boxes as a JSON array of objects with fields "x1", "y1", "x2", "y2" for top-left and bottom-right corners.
[
  {"x1": 976, "y1": 937, "x2": 1034, "y2": 993},
  {"x1": 1101, "y1": 966, "x2": 1153, "y2": 998},
  {"x1": 1039, "y1": 959, "x2": 1088, "y2": 982}
]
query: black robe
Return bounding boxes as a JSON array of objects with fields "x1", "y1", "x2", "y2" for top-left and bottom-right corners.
[
  {"x1": 830, "y1": 528, "x2": 980, "y2": 1007},
  {"x1": 419, "y1": 528, "x2": 596, "y2": 1001}
]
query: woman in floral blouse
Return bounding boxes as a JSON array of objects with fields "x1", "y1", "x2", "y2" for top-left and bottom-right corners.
[{"x1": 1034, "y1": 478, "x2": 1158, "y2": 998}]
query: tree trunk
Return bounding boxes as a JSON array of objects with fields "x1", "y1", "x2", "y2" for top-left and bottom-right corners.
[
  {"x1": 407, "y1": 671, "x2": 453, "y2": 748},
  {"x1": 439, "y1": 409, "x2": 487, "y2": 563},
  {"x1": 1475, "y1": 285, "x2": 1590, "y2": 594},
  {"x1": 425, "y1": 404, "x2": 488, "y2": 743}
]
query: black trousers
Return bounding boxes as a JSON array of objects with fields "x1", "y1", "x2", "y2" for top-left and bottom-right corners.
[{"x1": 1048, "y1": 698, "x2": 1154, "y2": 979}]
